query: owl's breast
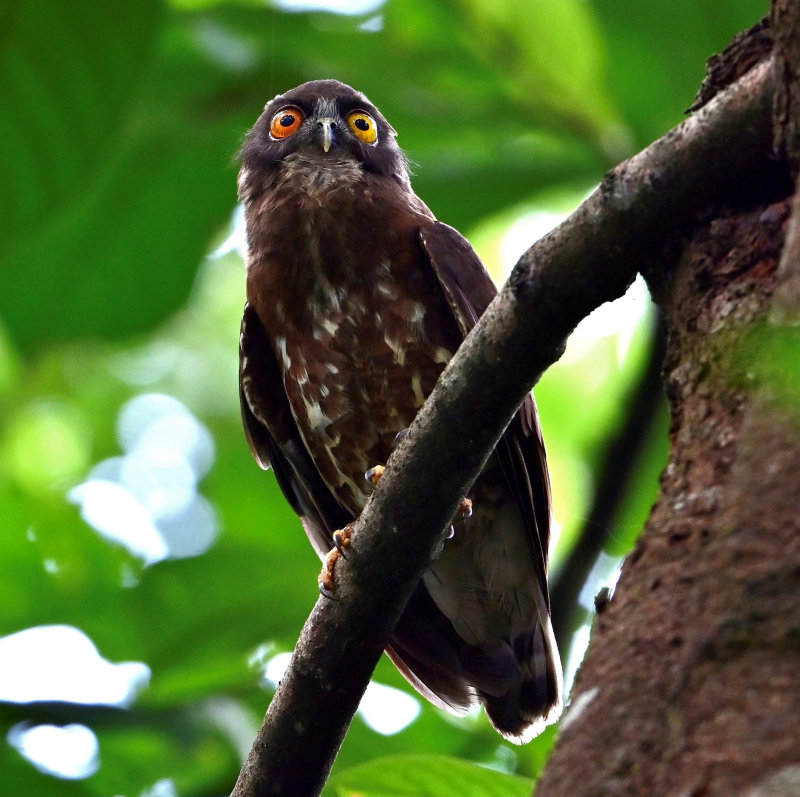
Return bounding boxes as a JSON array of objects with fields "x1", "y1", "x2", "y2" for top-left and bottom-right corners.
[
  {"x1": 246, "y1": 164, "x2": 461, "y2": 513},
  {"x1": 271, "y1": 273, "x2": 457, "y2": 515}
]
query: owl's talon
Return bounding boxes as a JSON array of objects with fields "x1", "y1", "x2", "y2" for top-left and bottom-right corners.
[
  {"x1": 332, "y1": 526, "x2": 353, "y2": 557},
  {"x1": 319, "y1": 580, "x2": 338, "y2": 600},
  {"x1": 392, "y1": 429, "x2": 408, "y2": 449},
  {"x1": 319, "y1": 547, "x2": 341, "y2": 599},
  {"x1": 318, "y1": 523, "x2": 355, "y2": 597},
  {"x1": 365, "y1": 464, "x2": 386, "y2": 486},
  {"x1": 445, "y1": 498, "x2": 471, "y2": 540},
  {"x1": 365, "y1": 428, "x2": 409, "y2": 487},
  {"x1": 456, "y1": 497, "x2": 473, "y2": 522},
  {"x1": 365, "y1": 430, "x2": 408, "y2": 487}
]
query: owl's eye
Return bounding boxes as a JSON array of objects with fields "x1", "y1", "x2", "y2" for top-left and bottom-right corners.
[
  {"x1": 270, "y1": 107, "x2": 304, "y2": 139},
  {"x1": 346, "y1": 111, "x2": 378, "y2": 144}
]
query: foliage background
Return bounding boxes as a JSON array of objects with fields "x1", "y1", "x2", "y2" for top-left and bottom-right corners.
[{"x1": 0, "y1": 0, "x2": 765, "y2": 794}]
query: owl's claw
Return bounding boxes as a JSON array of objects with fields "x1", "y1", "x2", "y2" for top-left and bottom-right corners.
[
  {"x1": 318, "y1": 580, "x2": 338, "y2": 601},
  {"x1": 365, "y1": 464, "x2": 385, "y2": 486},
  {"x1": 365, "y1": 462, "x2": 472, "y2": 525},
  {"x1": 455, "y1": 497, "x2": 473, "y2": 521},
  {"x1": 363, "y1": 426, "x2": 470, "y2": 544},
  {"x1": 319, "y1": 523, "x2": 355, "y2": 598},
  {"x1": 443, "y1": 499, "x2": 473, "y2": 541},
  {"x1": 392, "y1": 429, "x2": 408, "y2": 448},
  {"x1": 445, "y1": 499, "x2": 472, "y2": 540},
  {"x1": 364, "y1": 429, "x2": 407, "y2": 488},
  {"x1": 332, "y1": 526, "x2": 352, "y2": 557}
]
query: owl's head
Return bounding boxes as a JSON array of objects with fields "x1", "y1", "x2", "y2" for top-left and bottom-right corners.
[{"x1": 239, "y1": 80, "x2": 409, "y2": 191}]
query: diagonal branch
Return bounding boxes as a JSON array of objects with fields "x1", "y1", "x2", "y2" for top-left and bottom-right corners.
[{"x1": 230, "y1": 57, "x2": 777, "y2": 797}]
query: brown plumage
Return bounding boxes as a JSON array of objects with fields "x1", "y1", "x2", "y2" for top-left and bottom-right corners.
[{"x1": 238, "y1": 79, "x2": 562, "y2": 742}]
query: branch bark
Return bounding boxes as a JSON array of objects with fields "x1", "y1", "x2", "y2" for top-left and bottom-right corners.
[
  {"x1": 536, "y1": 14, "x2": 800, "y2": 789},
  {"x1": 230, "y1": 58, "x2": 778, "y2": 797}
]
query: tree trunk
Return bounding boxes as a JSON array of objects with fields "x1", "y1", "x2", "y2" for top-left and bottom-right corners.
[{"x1": 536, "y1": 12, "x2": 800, "y2": 796}]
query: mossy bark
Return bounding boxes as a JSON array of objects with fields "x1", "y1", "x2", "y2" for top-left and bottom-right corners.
[{"x1": 537, "y1": 13, "x2": 800, "y2": 792}]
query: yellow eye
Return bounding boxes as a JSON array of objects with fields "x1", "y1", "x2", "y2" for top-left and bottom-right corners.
[
  {"x1": 347, "y1": 111, "x2": 378, "y2": 144},
  {"x1": 270, "y1": 107, "x2": 304, "y2": 139}
]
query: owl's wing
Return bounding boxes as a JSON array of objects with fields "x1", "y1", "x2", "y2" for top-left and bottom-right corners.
[
  {"x1": 241, "y1": 300, "x2": 487, "y2": 714},
  {"x1": 239, "y1": 303, "x2": 351, "y2": 556},
  {"x1": 419, "y1": 221, "x2": 551, "y2": 589},
  {"x1": 419, "y1": 221, "x2": 496, "y2": 331}
]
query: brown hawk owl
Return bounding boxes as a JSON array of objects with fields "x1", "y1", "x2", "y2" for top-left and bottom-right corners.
[{"x1": 237, "y1": 79, "x2": 562, "y2": 742}]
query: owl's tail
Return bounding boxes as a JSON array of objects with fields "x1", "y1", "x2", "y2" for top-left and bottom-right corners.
[
  {"x1": 481, "y1": 617, "x2": 563, "y2": 744},
  {"x1": 387, "y1": 585, "x2": 563, "y2": 742}
]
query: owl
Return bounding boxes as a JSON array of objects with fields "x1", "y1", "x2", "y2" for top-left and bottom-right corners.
[{"x1": 237, "y1": 79, "x2": 562, "y2": 742}]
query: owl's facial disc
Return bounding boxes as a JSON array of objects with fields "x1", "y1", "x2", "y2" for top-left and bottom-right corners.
[
  {"x1": 267, "y1": 97, "x2": 379, "y2": 158},
  {"x1": 240, "y1": 81, "x2": 408, "y2": 187}
]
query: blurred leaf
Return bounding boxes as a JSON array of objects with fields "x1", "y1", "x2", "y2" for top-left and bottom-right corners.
[
  {"x1": 0, "y1": 1, "x2": 159, "y2": 235},
  {"x1": 331, "y1": 754, "x2": 535, "y2": 797},
  {"x1": 458, "y1": 0, "x2": 617, "y2": 137},
  {"x1": 0, "y1": 0, "x2": 239, "y2": 349},
  {"x1": 1, "y1": 752, "x2": 91, "y2": 797},
  {"x1": 592, "y1": 0, "x2": 768, "y2": 145}
]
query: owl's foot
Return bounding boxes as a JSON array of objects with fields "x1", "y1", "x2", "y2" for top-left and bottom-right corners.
[
  {"x1": 319, "y1": 523, "x2": 355, "y2": 599},
  {"x1": 365, "y1": 463, "x2": 473, "y2": 530},
  {"x1": 444, "y1": 497, "x2": 473, "y2": 540},
  {"x1": 363, "y1": 428, "x2": 405, "y2": 487},
  {"x1": 365, "y1": 464, "x2": 385, "y2": 486},
  {"x1": 455, "y1": 497, "x2": 473, "y2": 520}
]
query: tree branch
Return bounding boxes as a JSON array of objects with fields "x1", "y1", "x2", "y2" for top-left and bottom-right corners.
[{"x1": 230, "y1": 57, "x2": 777, "y2": 797}]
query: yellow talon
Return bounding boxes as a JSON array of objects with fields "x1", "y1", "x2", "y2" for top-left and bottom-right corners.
[
  {"x1": 365, "y1": 464, "x2": 386, "y2": 485},
  {"x1": 456, "y1": 497, "x2": 473, "y2": 521},
  {"x1": 318, "y1": 523, "x2": 355, "y2": 598}
]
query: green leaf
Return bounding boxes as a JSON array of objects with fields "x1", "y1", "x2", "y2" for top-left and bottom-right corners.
[
  {"x1": 0, "y1": 0, "x2": 238, "y2": 350},
  {"x1": 458, "y1": 0, "x2": 618, "y2": 139},
  {"x1": 330, "y1": 754, "x2": 535, "y2": 797},
  {"x1": 592, "y1": 0, "x2": 768, "y2": 145}
]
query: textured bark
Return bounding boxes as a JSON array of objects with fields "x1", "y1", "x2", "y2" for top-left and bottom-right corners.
[
  {"x1": 772, "y1": 0, "x2": 800, "y2": 321},
  {"x1": 537, "y1": 194, "x2": 800, "y2": 796},
  {"x1": 536, "y1": 11, "x2": 800, "y2": 795}
]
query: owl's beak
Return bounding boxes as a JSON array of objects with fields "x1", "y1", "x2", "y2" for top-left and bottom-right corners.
[{"x1": 316, "y1": 118, "x2": 336, "y2": 153}]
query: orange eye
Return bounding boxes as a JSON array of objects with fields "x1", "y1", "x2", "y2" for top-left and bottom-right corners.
[
  {"x1": 347, "y1": 111, "x2": 378, "y2": 144},
  {"x1": 270, "y1": 107, "x2": 304, "y2": 139}
]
